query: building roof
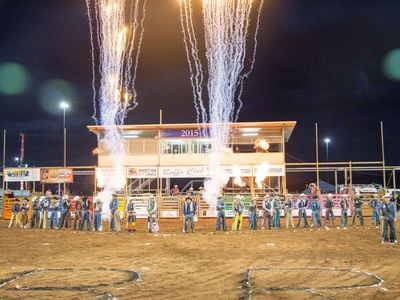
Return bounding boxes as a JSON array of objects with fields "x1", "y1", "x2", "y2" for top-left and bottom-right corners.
[{"x1": 87, "y1": 121, "x2": 297, "y2": 142}]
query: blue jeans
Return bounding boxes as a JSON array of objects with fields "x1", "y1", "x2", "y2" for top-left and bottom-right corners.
[
  {"x1": 382, "y1": 218, "x2": 397, "y2": 242},
  {"x1": 216, "y1": 210, "x2": 227, "y2": 231},
  {"x1": 262, "y1": 211, "x2": 272, "y2": 229},
  {"x1": 184, "y1": 213, "x2": 194, "y2": 232},
  {"x1": 80, "y1": 210, "x2": 91, "y2": 231},
  {"x1": 312, "y1": 211, "x2": 321, "y2": 227},
  {"x1": 341, "y1": 210, "x2": 348, "y2": 227},
  {"x1": 49, "y1": 211, "x2": 59, "y2": 229},
  {"x1": 297, "y1": 209, "x2": 308, "y2": 227},
  {"x1": 59, "y1": 210, "x2": 71, "y2": 229},
  {"x1": 372, "y1": 209, "x2": 380, "y2": 226},
  {"x1": 352, "y1": 208, "x2": 364, "y2": 225},
  {"x1": 273, "y1": 209, "x2": 280, "y2": 228},
  {"x1": 94, "y1": 211, "x2": 102, "y2": 231},
  {"x1": 249, "y1": 212, "x2": 257, "y2": 230}
]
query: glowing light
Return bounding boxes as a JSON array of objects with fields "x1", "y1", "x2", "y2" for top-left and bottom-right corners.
[
  {"x1": 255, "y1": 138, "x2": 269, "y2": 152},
  {"x1": 0, "y1": 62, "x2": 29, "y2": 95},
  {"x1": 233, "y1": 164, "x2": 245, "y2": 187},
  {"x1": 243, "y1": 133, "x2": 259, "y2": 137},
  {"x1": 180, "y1": 0, "x2": 264, "y2": 204},
  {"x1": 86, "y1": 0, "x2": 147, "y2": 198},
  {"x1": 60, "y1": 102, "x2": 69, "y2": 109},
  {"x1": 255, "y1": 161, "x2": 269, "y2": 189}
]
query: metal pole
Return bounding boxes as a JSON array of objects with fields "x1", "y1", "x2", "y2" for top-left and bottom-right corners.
[
  {"x1": 334, "y1": 170, "x2": 338, "y2": 193},
  {"x1": 380, "y1": 121, "x2": 386, "y2": 194},
  {"x1": 281, "y1": 128, "x2": 287, "y2": 196},
  {"x1": 2, "y1": 129, "x2": 5, "y2": 194},
  {"x1": 392, "y1": 169, "x2": 396, "y2": 192},
  {"x1": 63, "y1": 127, "x2": 66, "y2": 194},
  {"x1": 158, "y1": 109, "x2": 162, "y2": 196},
  {"x1": 315, "y1": 123, "x2": 320, "y2": 192}
]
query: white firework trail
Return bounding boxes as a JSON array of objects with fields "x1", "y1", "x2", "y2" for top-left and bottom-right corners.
[
  {"x1": 180, "y1": 0, "x2": 264, "y2": 204},
  {"x1": 86, "y1": 0, "x2": 146, "y2": 203}
]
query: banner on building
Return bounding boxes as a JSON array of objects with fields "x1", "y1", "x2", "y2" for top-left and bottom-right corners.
[
  {"x1": 127, "y1": 167, "x2": 158, "y2": 178},
  {"x1": 252, "y1": 164, "x2": 285, "y2": 177},
  {"x1": 40, "y1": 168, "x2": 74, "y2": 183},
  {"x1": 158, "y1": 165, "x2": 253, "y2": 178},
  {"x1": 4, "y1": 168, "x2": 40, "y2": 182}
]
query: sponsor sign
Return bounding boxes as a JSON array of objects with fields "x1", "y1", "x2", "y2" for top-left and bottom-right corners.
[
  {"x1": 161, "y1": 128, "x2": 209, "y2": 138},
  {"x1": 40, "y1": 168, "x2": 74, "y2": 183},
  {"x1": 127, "y1": 167, "x2": 157, "y2": 178},
  {"x1": 126, "y1": 197, "x2": 149, "y2": 219},
  {"x1": 4, "y1": 168, "x2": 40, "y2": 182},
  {"x1": 158, "y1": 165, "x2": 253, "y2": 178},
  {"x1": 252, "y1": 164, "x2": 285, "y2": 177}
]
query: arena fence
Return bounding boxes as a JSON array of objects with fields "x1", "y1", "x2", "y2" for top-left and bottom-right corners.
[{"x1": 2, "y1": 193, "x2": 372, "y2": 221}]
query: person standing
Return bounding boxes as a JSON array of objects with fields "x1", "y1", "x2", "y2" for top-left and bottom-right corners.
[
  {"x1": 272, "y1": 194, "x2": 281, "y2": 229},
  {"x1": 324, "y1": 193, "x2": 335, "y2": 228},
  {"x1": 352, "y1": 194, "x2": 364, "y2": 226},
  {"x1": 49, "y1": 196, "x2": 60, "y2": 230},
  {"x1": 93, "y1": 196, "x2": 103, "y2": 231},
  {"x1": 310, "y1": 196, "x2": 322, "y2": 228},
  {"x1": 73, "y1": 195, "x2": 83, "y2": 230},
  {"x1": 109, "y1": 194, "x2": 121, "y2": 232},
  {"x1": 182, "y1": 196, "x2": 195, "y2": 233},
  {"x1": 261, "y1": 194, "x2": 273, "y2": 230},
  {"x1": 59, "y1": 194, "x2": 71, "y2": 229},
  {"x1": 249, "y1": 197, "x2": 258, "y2": 230},
  {"x1": 296, "y1": 194, "x2": 309, "y2": 228},
  {"x1": 340, "y1": 195, "x2": 349, "y2": 229},
  {"x1": 39, "y1": 196, "x2": 50, "y2": 229},
  {"x1": 369, "y1": 194, "x2": 381, "y2": 228},
  {"x1": 231, "y1": 195, "x2": 244, "y2": 231},
  {"x1": 8, "y1": 199, "x2": 21, "y2": 228},
  {"x1": 30, "y1": 196, "x2": 40, "y2": 229},
  {"x1": 20, "y1": 198, "x2": 30, "y2": 228},
  {"x1": 284, "y1": 194, "x2": 294, "y2": 229},
  {"x1": 381, "y1": 196, "x2": 397, "y2": 244},
  {"x1": 80, "y1": 196, "x2": 91, "y2": 231},
  {"x1": 216, "y1": 195, "x2": 227, "y2": 231},
  {"x1": 125, "y1": 199, "x2": 136, "y2": 232},
  {"x1": 147, "y1": 195, "x2": 158, "y2": 233}
]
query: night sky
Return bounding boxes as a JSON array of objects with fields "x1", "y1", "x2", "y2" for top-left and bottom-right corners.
[{"x1": 0, "y1": 1, "x2": 400, "y2": 182}]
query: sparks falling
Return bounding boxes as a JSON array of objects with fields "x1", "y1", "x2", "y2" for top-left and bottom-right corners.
[
  {"x1": 86, "y1": 0, "x2": 146, "y2": 193},
  {"x1": 180, "y1": 0, "x2": 263, "y2": 202}
]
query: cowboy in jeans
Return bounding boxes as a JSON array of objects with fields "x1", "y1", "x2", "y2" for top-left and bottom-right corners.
[
  {"x1": 369, "y1": 194, "x2": 381, "y2": 227},
  {"x1": 216, "y1": 195, "x2": 227, "y2": 231},
  {"x1": 30, "y1": 196, "x2": 40, "y2": 229},
  {"x1": 381, "y1": 196, "x2": 397, "y2": 244},
  {"x1": 93, "y1": 196, "x2": 103, "y2": 231},
  {"x1": 296, "y1": 194, "x2": 309, "y2": 228},
  {"x1": 325, "y1": 193, "x2": 335, "y2": 227},
  {"x1": 249, "y1": 197, "x2": 258, "y2": 230},
  {"x1": 183, "y1": 196, "x2": 196, "y2": 233},
  {"x1": 352, "y1": 194, "x2": 364, "y2": 226},
  {"x1": 284, "y1": 194, "x2": 294, "y2": 229},
  {"x1": 340, "y1": 195, "x2": 349, "y2": 229},
  {"x1": 310, "y1": 196, "x2": 322, "y2": 228},
  {"x1": 272, "y1": 195, "x2": 281, "y2": 229},
  {"x1": 262, "y1": 194, "x2": 273, "y2": 230},
  {"x1": 59, "y1": 194, "x2": 71, "y2": 229},
  {"x1": 80, "y1": 196, "x2": 91, "y2": 231},
  {"x1": 73, "y1": 195, "x2": 83, "y2": 230}
]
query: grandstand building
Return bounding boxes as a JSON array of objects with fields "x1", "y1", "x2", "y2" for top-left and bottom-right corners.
[{"x1": 88, "y1": 121, "x2": 296, "y2": 196}]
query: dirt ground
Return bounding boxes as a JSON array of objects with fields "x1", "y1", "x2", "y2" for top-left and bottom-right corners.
[{"x1": 0, "y1": 217, "x2": 399, "y2": 300}]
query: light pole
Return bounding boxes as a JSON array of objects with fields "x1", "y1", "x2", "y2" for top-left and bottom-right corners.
[
  {"x1": 324, "y1": 138, "x2": 331, "y2": 162},
  {"x1": 324, "y1": 138, "x2": 331, "y2": 184},
  {"x1": 60, "y1": 101, "x2": 69, "y2": 194}
]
